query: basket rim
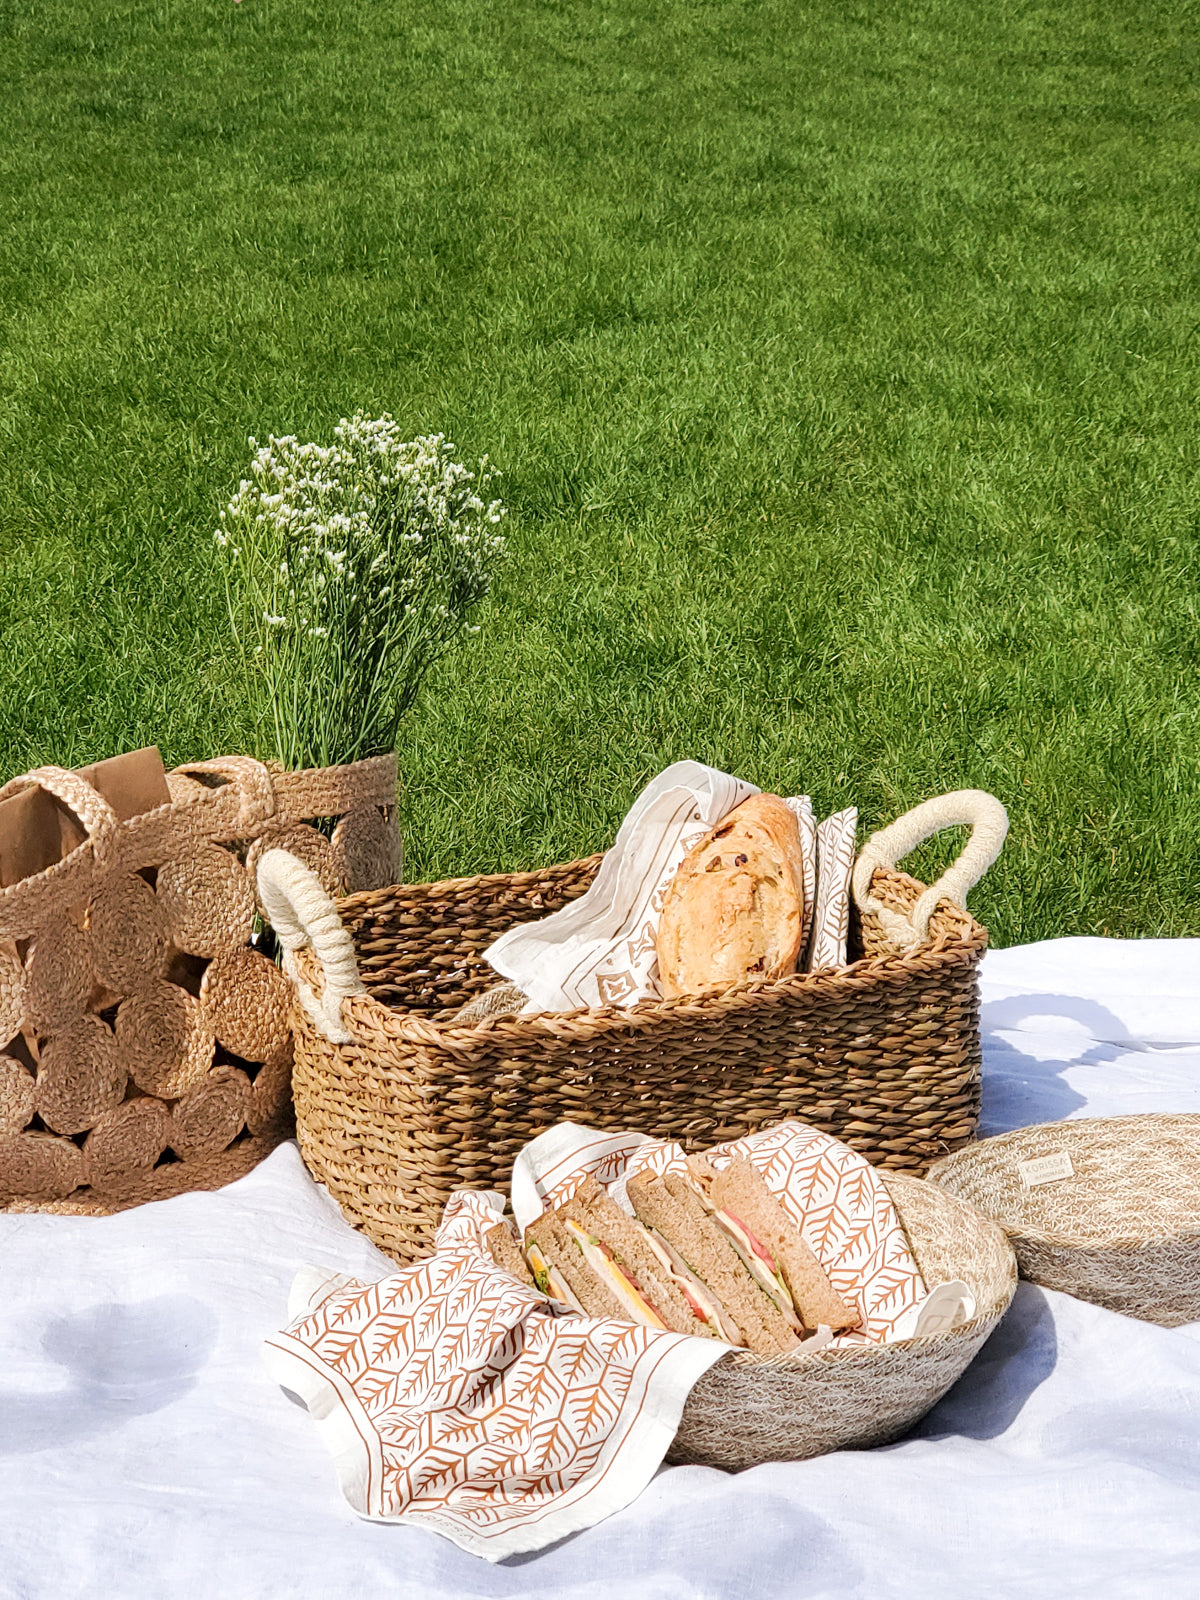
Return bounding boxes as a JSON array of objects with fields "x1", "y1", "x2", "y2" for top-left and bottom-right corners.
[
  {"x1": 328, "y1": 861, "x2": 989, "y2": 1045},
  {"x1": 926, "y1": 1114, "x2": 1200, "y2": 1255}
]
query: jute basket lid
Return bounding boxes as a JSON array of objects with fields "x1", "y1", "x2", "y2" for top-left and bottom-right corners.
[{"x1": 925, "y1": 1114, "x2": 1200, "y2": 1327}]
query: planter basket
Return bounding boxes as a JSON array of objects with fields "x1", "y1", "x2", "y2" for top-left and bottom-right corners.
[
  {"x1": 926, "y1": 1114, "x2": 1200, "y2": 1327},
  {"x1": 258, "y1": 790, "x2": 1005, "y2": 1266},
  {"x1": 670, "y1": 1171, "x2": 1017, "y2": 1468},
  {"x1": 0, "y1": 753, "x2": 399, "y2": 1214}
]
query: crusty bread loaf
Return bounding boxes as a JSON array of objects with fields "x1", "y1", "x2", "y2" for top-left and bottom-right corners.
[{"x1": 656, "y1": 794, "x2": 805, "y2": 999}]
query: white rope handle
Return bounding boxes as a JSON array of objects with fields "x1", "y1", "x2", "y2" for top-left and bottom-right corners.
[
  {"x1": 256, "y1": 848, "x2": 365, "y2": 1044},
  {"x1": 851, "y1": 790, "x2": 1008, "y2": 949}
]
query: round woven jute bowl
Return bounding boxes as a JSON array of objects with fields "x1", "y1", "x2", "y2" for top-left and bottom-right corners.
[
  {"x1": 925, "y1": 1114, "x2": 1200, "y2": 1327},
  {"x1": 669, "y1": 1173, "x2": 1017, "y2": 1469}
]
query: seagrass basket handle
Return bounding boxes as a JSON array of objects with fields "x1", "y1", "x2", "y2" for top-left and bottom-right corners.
[
  {"x1": 0, "y1": 765, "x2": 126, "y2": 940},
  {"x1": 851, "y1": 789, "x2": 1008, "y2": 950},
  {"x1": 256, "y1": 847, "x2": 365, "y2": 1044}
]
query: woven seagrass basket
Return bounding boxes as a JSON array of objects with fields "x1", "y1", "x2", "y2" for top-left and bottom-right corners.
[
  {"x1": 0, "y1": 753, "x2": 400, "y2": 1215},
  {"x1": 671, "y1": 1171, "x2": 1017, "y2": 1468},
  {"x1": 926, "y1": 1114, "x2": 1200, "y2": 1327},
  {"x1": 258, "y1": 790, "x2": 1006, "y2": 1266}
]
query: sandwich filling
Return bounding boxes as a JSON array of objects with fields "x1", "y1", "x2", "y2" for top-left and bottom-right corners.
[
  {"x1": 563, "y1": 1220, "x2": 669, "y2": 1329},
  {"x1": 708, "y1": 1207, "x2": 803, "y2": 1331},
  {"x1": 641, "y1": 1227, "x2": 742, "y2": 1343},
  {"x1": 525, "y1": 1240, "x2": 586, "y2": 1313}
]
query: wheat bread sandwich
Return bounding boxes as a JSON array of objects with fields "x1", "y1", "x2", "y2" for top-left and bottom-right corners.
[
  {"x1": 524, "y1": 1175, "x2": 723, "y2": 1337},
  {"x1": 484, "y1": 1221, "x2": 539, "y2": 1290},
  {"x1": 656, "y1": 793, "x2": 806, "y2": 999},
  {"x1": 626, "y1": 1169, "x2": 803, "y2": 1353},
  {"x1": 686, "y1": 1154, "x2": 860, "y2": 1334}
]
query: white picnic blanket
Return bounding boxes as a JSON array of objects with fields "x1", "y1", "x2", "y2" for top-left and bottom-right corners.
[{"x1": 3, "y1": 935, "x2": 1200, "y2": 1597}]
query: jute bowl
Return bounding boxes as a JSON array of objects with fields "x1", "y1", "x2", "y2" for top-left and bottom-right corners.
[
  {"x1": 669, "y1": 1172, "x2": 1017, "y2": 1469},
  {"x1": 926, "y1": 1114, "x2": 1200, "y2": 1327}
]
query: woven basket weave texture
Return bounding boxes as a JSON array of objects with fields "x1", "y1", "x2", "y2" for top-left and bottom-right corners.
[
  {"x1": 669, "y1": 1171, "x2": 1017, "y2": 1468},
  {"x1": 0, "y1": 754, "x2": 398, "y2": 1215},
  {"x1": 926, "y1": 1114, "x2": 1200, "y2": 1327},
  {"x1": 288, "y1": 852, "x2": 988, "y2": 1266}
]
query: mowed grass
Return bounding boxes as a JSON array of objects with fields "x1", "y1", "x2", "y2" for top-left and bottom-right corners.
[{"x1": 1, "y1": 0, "x2": 1198, "y2": 944}]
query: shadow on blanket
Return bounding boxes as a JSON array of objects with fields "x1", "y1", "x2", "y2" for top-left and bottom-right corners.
[
  {"x1": 0, "y1": 1295, "x2": 217, "y2": 1455},
  {"x1": 906, "y1": 1284, "x2": 1057, "y2": 1442},
  {"x1": 979, "y1": 993, "x2": 1137, "y2": 1132}
]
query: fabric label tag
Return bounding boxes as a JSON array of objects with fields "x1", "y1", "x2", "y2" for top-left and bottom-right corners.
[{"x1": 1017, "y1": 1151, "x2": 1075, "y2": 1187}]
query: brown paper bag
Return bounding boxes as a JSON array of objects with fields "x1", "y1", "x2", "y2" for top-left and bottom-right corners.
[{"x1": 0, "y1": 748, "x2": 171, "y2": 889}]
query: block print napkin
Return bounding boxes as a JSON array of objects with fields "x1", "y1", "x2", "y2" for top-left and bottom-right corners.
[
  {"x1": 810, "y1": 806, "x2": 857, "y2": 971},
  {"x1": 485, "y1": 760, "x2": 757, "y2": 1012},
  {"x1": 511, "y1": 1117, "x2": 930, "y2": 1344},
  {"x1": 786, "y1": 794, "x2": 819, "y2": 968},
  {"x1": 265, "y1": 1121, "x2": 965, "y2": 1559}
]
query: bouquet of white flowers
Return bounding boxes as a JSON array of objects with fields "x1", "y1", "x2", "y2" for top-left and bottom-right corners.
[{"x1": 217, "y1": 413, "x2": 505, "y2": 770}]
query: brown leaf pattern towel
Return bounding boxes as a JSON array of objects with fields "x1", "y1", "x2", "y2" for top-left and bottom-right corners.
[
  {"x1": 810, "y1": 807, "x2": 858, "y2": 971},
  {"x1": 264, "y1": 1122, "x2": 932, "y2": 1560}
]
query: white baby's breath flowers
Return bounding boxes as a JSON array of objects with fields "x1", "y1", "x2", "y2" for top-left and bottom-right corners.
[{"x1": 216, "y1": 412, "x2": 506, "y2": 769}]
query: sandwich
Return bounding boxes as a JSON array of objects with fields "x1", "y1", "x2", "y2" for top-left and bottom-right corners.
[
  {"x1": 684, "y1": 1155, "x2": 859, "y2": 1334},
  {"x1": 483, "y1": 1221, "x2": 538, "y2": 1291},
  {"x1": 526, "y1": 1175, "x2": 722, "y2": 1337},
  {"x1": 625, "y1": 1168, "x2": 800, "y2": 1352},
  {"x1": 481, "y1": 1157, "x2": 860, "y2": 1354}
]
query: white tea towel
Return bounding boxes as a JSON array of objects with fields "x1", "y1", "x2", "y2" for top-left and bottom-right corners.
[
  {"x1": 809, "y1": 807, "x2": 858, "y2": 970},
  {"x1": 485, "y1": 761, "x2": 756, "y2": 1011},
  {"x1": 785, "y1": 795, "x2": 819, "y2": 969}
]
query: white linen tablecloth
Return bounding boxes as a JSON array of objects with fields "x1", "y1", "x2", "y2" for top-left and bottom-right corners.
[{"x1": 3, "y1": 936, "x2": 1200, "y2": 1599}]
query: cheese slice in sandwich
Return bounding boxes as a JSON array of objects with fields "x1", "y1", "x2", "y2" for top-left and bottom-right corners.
[
  {"x1": 687, "y1": 1154, "x2": 860, "y2": 1334},
  {"x1": 626, "y1": 1169, "x2": 800, "y2": 1354},
  {"x1": 523, "y1": 1193, "x2": 696, "y2": 1331},
  {"x1": 524, "y1": 1212, "x2": 616, "y2": 1318}
]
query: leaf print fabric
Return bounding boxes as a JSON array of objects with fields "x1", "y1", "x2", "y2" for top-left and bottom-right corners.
[{"x1": 265, "y1": 1123, "x2": 930, "y2": 1560}]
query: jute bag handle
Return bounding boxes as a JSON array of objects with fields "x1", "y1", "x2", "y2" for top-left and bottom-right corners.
[
  {"x1": 256, "y1": 848, "x2": 365, "y2": 1044},
  {"x1": 0, "y1": 766, "x2": 122, "y2": 933},
  {"x1": 168, "y1": 755, "x2": 279, "y2": 834},
  {"x1": 851, "y1": 789, "x2": 1008, "y2": 950}
]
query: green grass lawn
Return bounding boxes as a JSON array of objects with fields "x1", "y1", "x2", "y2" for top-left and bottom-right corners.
[{"x1": 1, "y1": 0, "x2": 1198, "y2": 945}]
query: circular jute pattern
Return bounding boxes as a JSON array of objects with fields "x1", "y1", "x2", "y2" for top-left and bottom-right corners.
[
  {"x1": 170, "y1": 1066, "x2": 251, "y2": 1162},
  {"x1": 927, "y1": 1115, "x2": 1200, "y2": 1328},
  {"x1": 0, "y1": 1130, "x2": 84, "y2": 1201},
  {"x1": 82, "y1": 1095, "x2": 171, "y2": 1192},
  {"x1": 36, "y1": 1014, "x2": 126, "y2": 1137},
  {"x1": 331, "y1": 806, "x2": 403, "y2": 895},
  {"x1": 87, "y1": 872, "x2": 168, "y2": 995},
  {"x1": 246, "y1": 1039, "x2": 294, "y2": 1138},
  {"x1": 247, "y1": 824, "x2": 342, "y2": 908},
  {"x1": 0, "y1": 1055, "x2": 36, "y2": 1134},
  {"x1": 200, "y1": 948, "x2": 291, "y2": 1062},
  {"x1": 155, "y1": 844, "x2": 256, "y2": 959},
  {"x1": 0, "y1": 947, "x2": 25, "y2": 1045},
  {"x1": 117, "y1": 980, "x2": 215, "y2": 1100},
  {"x1": 22, "y1": 913, "x2": 92, "y2": 1037}
]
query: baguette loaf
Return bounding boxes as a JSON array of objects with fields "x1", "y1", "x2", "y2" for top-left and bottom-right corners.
[{"x1": 656, "y1": 794, "x2": 805, "y2": 999}]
